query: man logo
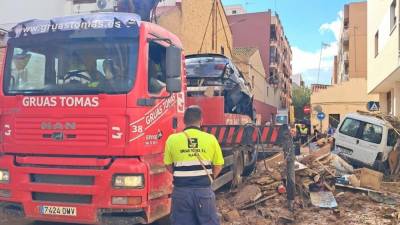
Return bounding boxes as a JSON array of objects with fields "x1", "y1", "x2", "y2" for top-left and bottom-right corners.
[
  {"x1": 188, "y1": 138, "x2": 198, "y2": 148},
  {"x1": 41, "y1": 122, "x2": 76, "y2": 130}
]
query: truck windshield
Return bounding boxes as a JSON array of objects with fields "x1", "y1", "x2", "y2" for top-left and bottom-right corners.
[
  {"x1": 276, "y1": 115, "x2": 288, "y2": 124},
  {"x1": 4, "y1": 37, "x2": 138, "y2": 95}
]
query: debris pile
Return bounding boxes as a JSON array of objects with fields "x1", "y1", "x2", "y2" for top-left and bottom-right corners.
[{"x1": 217, "y1": 144, "x2": 400, "y2": 225}]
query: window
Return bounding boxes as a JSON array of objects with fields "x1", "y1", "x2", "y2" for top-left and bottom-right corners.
[
  {"x1": 361, "y1": 123, "x2": 383, "y2": 144},
  {"x1": 375, "y1": 31, "x2": 379, "y2": 57},
  {"x1": 232, "y1": 10, "x2": 237, "y2": 14},
  {"x1": 270, "y1": 25, "x2": 277, "y2": 41},
  {"x1": 221, "y1": 46, "x2": 225, "y2": 55},
  {"x1": 148, "y1": 42, "x2": 167, "y2": 94},
  {"x1": 5, "y1": 37, "x2": 138, "y2": 95},
  {"x1": 10, "y1": 49, "x2": 45, "y2": 91},
  {"x1": 391, "y1": 0, "x2": 397, "y2": 31},
  {"x1": 339, "y1": 118, "x2": 361, "y2": 138},
  {"x1": 387, "y1": 92, "x2": 392, "y2": 114},
  {"x1": 387, "y1": 129, "x2": 399, "y2": 147}
]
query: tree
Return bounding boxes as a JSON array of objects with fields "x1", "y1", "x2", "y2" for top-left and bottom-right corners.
[{"x1": 292, "y1": 87, "x2": 311, "y2": 121}]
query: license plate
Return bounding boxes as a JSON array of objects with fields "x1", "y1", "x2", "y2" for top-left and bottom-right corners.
[
  {"x1": 337, "y1": 146, "x2": 353, "y2": 155},
  {"x1": 39, "y1": 206, "x2": 77, "y2": 216}
]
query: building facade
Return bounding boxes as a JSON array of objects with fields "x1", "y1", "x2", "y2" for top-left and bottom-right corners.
[
  {"x1": 224, "y1": 4, "x2": 246, "y2": 16},
  {"x1": 233, "y1": 47, "x2": 280, "y2": 123},
  {"x1": 367, "y1": 0, "x2": 400, "y2": 115},
  {"x1": 157, "y1": 0, "x2": 233, "y2": 57},
  {"x1": 311, "y1": 78, "x2": 379, "y2": 131},
  {"x1": 292, "y1": 73, "x2": 304, "y2": 89},
  {"x1": 312, "y1": 2, "x2": 378, "y2": 132},
  {"x1": 227, "y1": 11, "x2": 292, "y2": 112},
  {"x1": 334, "y1": 2, "x2": 368, "y2": 84}
]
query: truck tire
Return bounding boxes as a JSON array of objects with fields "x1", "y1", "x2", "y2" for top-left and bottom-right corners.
[{"x1": 231, "y1": 150, "x2": 244, "y2": 188}]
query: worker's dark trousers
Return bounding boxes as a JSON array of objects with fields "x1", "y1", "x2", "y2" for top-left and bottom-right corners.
[{"x1": 171, "y1": 186, "x2": 220, "y2": 225}]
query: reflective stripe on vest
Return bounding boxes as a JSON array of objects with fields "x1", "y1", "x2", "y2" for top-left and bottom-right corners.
[{"x1": 173, "y1": 160, "x2": 212, "y2": 177}]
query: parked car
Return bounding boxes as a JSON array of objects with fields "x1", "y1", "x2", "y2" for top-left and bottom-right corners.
[{"x1": 333, "y1": 113, "x2": 398, "y2": 172}]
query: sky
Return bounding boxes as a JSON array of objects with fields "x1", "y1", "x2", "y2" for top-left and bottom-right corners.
[
  {"x1": 222, "y1": 0, "x2": 365, "y2": 86},
  {"x1": 0, "y1": 0, "x2": 364, "y2": 86},
  {"x1": 0, "y1": 0, "x2": 66, "y2": 27}
]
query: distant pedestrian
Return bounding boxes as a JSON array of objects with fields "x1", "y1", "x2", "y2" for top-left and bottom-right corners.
[
  {"x1": 327, "y1": 125, "x2": 335, "y2": 137},
  {"x1": 312, "y1": 125, "x2": 321, "y2": 142},
  {"x1": 300, "y1": 124, "x2": 308, "y2": 144},
  {"x1": 164, "y1": 106, "x2": 224, "y2": 225}
]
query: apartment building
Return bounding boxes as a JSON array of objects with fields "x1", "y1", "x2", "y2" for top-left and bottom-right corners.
[
  {"x1": 157, "y1": 0, "x2": 233, "y2": 57},
  {"x1": 334, "y1": 2, "x2": 368, "y2": 84},
  {"x1": 224, "y1": 4, "x2": 246, "y2": 16},
  {"x1": 311, "y1": 2, "x2": 378, "y2": 132},
  {"x1": 227, "y1": 11, "x2": 293, "y2": 112},
  {"x1": 233, "y1": 47, "x2": 280, "y2": 123},
  {"x1": 367, "y1": 0, "x2": 400, "y2": 115}
]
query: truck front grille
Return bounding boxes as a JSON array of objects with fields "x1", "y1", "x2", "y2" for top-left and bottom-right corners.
[
  {"x1": 30, "y1": 174, "x2": 95, "y2": 186},
  {"x1": 14, "y1": 117, "x2": 108, "y2": 147},
  {"x1": 32, "y1": 192, "x2": 92, "y2": 204}
]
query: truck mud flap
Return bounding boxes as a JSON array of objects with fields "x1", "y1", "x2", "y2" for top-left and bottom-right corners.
[{"x1": 202, "y1": 125, "x2": 288, "y2": 147}]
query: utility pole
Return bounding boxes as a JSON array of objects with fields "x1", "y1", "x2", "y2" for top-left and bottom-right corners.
[{"x1": 317, "y1": 42, "x2": 330, "y2": 84}]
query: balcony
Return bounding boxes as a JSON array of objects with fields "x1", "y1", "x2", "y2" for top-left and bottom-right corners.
[
  {"x1": 342, "y1": 30, "x2": 349, "y2": 45},
  {"x1": 343, "y1": 52, "x2": 349, "y2": 63}
]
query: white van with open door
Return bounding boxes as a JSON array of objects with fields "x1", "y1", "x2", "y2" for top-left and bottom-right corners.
[{"x1": 333, "y1": 113, "x2": 398, "y2": 171}]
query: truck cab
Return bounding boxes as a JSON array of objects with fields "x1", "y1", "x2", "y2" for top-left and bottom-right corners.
[{"x1": 0, "y1": 12, "x2": 184, "y2": 225}]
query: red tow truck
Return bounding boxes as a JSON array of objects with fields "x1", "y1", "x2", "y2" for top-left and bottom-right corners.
[{"x1": 0, "y1": 1, "x2": 288, "y2": 224}]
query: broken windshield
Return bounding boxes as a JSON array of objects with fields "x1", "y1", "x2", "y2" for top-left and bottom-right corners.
[{"x1": 4, "y1": 35, "x2": 138, "y2": 95}]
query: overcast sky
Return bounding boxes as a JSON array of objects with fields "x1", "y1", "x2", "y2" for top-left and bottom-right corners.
[{"x1": 0, "y1": 0, "x2": 66, "y2": 28}]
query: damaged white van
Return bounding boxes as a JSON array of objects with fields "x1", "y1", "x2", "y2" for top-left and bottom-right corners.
[{"x1": 333, "y1": 113, "x2": 398, "y2": 172}]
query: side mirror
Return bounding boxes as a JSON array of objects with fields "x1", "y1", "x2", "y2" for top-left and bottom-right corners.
[
  {"x1": 166, "y1": 46, "x2": 182, "y2": 78},
  {"x1": 166, "y1": 77, "x2": 182, "y2": 93},
  {"x1": 166, "y1": 46, "x2": 182, "y2": 93}
]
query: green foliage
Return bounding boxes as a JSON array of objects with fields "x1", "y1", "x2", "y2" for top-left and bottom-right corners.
[{"x1": 292, "y1": 87, "x2": 311, "y2": 121}]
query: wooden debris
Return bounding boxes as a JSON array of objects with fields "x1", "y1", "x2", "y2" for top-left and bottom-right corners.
[
  {"x1": 354, "y1": 168, "x2": 383, "y2": 190},
  {"x1": 239, "y1": 193, "x2": 279, "y2": 210}
]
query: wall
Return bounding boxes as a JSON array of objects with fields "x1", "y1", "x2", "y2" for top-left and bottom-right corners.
[
  {"x1": 228, "y1": 12, "x2": 271, "y2": 76},
  {"x1": 224, "y1": 5, "x2": 246, "y2": 15},
  {"x1": 367, "y1": 0, "x2": 399, "y2": 93},
  {"x1": 157, "y1": 0, "x2": 233, "y2": 57},
  {"x1": 234, "y1": 49, "x2": 279, "y2": 123},
  {"x1": 348, "y1": 2, "x2": 367, "y2": 78},
  {"x1": 311, "y1": 78, "x2": 379, "y2": 131}
]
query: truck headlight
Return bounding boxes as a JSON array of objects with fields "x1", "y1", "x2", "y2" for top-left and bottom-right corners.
[
  {"x1": 0, "y1": 170, "x2": 9, "y2": 183},
  {"x1": 113, "y1": 175, "x2": 144, "y2": 188}
]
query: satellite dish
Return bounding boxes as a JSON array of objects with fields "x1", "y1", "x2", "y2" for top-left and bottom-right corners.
[
  {"x1": 97, "y1": 0, "x2": 107, "y2": 9},
  {"x1": 313, "y1": 105, "x2": 322, "y2": 113}
]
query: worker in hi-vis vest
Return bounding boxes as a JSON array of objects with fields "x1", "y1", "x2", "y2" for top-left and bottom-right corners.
[{"x1": 164, "y1": 106, "x2": 224, "y2": 225}]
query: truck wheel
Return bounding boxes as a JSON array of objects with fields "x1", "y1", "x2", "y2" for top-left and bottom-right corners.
[{"x1": 231, "y1": 150, "x2": 244, "y2": 188}]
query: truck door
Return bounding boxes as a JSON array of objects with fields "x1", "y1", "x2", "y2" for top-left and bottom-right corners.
[{"x1": 144, "y1": 39, "x2": 177, "y2": 154}]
